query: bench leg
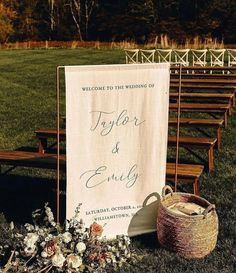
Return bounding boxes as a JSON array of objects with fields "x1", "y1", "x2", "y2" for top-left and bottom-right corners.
[
  {"x1": 224, "y1": 112, "x2": 228, "y2": 128},
  {"x1": 228, "y1": 105, "x2": 232, "y2": 116},
  {"x1": 230, "y1": 97, "x2": 235, "y2": 108},
  {"x1": 38, "y1": 138, "x2": 47, "y2": 154},
  {"x1": 193, "y1": 178, "x2": 200, "y2": 196},
  {"x1": 208, "y1": 147, "x2": 214, "y2": 173},
  {"x1": 216, "y1": 127, "x2": 221, "y2": 149}
]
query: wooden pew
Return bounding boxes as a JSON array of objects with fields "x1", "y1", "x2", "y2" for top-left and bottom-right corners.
[
  {"x1": 169, "y1": 117, "x2": 224, "y2": 149},
  {"x1": 170, "y1": 83, "x2": 236, "y2": 93},
  {"x1": 170, "y1": 73, "x2": 236, "y2": 80},
  {"x1": 169, "y1": 102, "x2": 231, "y2": 127},
  {"x1": 170, "y1": 78, "x2": 236, "y2": 87},
  {"x1": 35, "y1": 129, "x2": 66, "y2": 154},
  {"x1": 168, "y1": 135, "x2": 217, "y2": 173},
  {"x1": 170, "y1": 65, "x2": 236, "y2": 74},
  {"x1": 166, "y1": 163, "x2": 204, "y2": 196},
  {"x1": 34, "y1": 128, "x2": 216, "y2": 172},
  {"x1": 0, "y1": 150, "x2": 66, "y2": 173},
  {"x1": 169, "y1": 67, "x2": 236, "y2": 100},
  {"x1": 0, "y1": 149, "x2": 204, "y2": 196},
  {"x1": 169, "y1": 92, "x2": 235, "y2": 108}
]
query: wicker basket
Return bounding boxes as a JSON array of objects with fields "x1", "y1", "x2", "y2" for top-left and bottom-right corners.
[{"x1": 157, "y1": 186, "x2": 218, "y2": 258}]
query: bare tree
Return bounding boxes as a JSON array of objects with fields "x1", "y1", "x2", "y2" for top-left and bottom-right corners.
[
  {"x1": 67, "y1": 0, "x2": 97, "y2": 41},
  {"x1": 68, "y1": 0, "x2": 83, "y2": 41},
  {"x1": 48, "y1": 0, "x2": 55, "y2": 31},
  {"x1": 84, "y1": 0, "x2": 97, "y2": 39}
]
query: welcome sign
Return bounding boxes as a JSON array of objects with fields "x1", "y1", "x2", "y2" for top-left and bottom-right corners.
[{"x1": 65, "y1": 63, "x2": 170, "y2": 238}]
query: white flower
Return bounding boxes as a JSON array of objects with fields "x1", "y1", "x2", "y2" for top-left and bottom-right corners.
[
  {"x1": 10, "y1": 221, "x2": 14, "y2": 230},
  {"x1": 37, "y1": 228, "x2": 47, "y2": 236},
  {"x1": 75, "y1": 226, "x2": 85, "y2": 234},
  {"x1": 106, "y1": 258, "x2": 112, "y2": 264},
  {"x1": 45, "y1": 234, "x2": 54, "y2": 241},
  {"x1": 76, "y1": 242, "x2": 86, "y2": 253},
  {"x1": 41, "y1": 251, "x2": 48, "y2": 258},
  {"x1": 52, "y1": 252, "x2": 66, "y2": 268},
  {"x1": 24, "y1": 223, "x2": 34, "y2": 232},
  {"x1": 24, "y1": 233, "x2": 39, "y2": 248},
  {"x1": 67, "y1": 254, "x2": 83, "y2": 269},
  {"x1": 24, "y1": 245, "x2": 36, "y2": 257},
  {"x1": 45, "y1": 206, "x2": 56, "y2": 226},
  {"x1": 40, "y1": 241, "x2": 46, "y2": 248},
  {"x1": 62, "y1": 232, "x2": 72, "y2": 243},
  {"x1": 121, "y1": 245, "x2": 127, "y2": 251},
  {"x1": 15, "y1": 233, "x2": 23, "y2": 238}
]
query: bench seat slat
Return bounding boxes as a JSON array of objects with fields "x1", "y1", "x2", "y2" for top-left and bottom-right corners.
[
  {"x1": 168, "y1": 136, "x2": 217, "y2": 146},
  {"x1": 169, "y1": 117, "x2": 224, "y2": 126},
  {"x1": 169, "y1": 103, "x2": 230, "y2": 110},
  {"x1": 170, "y1": 92, "x2": 234, "y2": 99},
  {"x1": 0, "y1": 151, "x2": 66, "y2": 170},
  {"x1": 170, "y1": 78, "x2": 236, "y2": 84},
  {"x1": 170, "y1": 83, "x2": 236, "y2": 90},
  {"x1": 171, "y1": 73, "x2": 236, "y2": 79},
  {"x1": 166, "y1": 163, "x2": 204, "y2": 178}
]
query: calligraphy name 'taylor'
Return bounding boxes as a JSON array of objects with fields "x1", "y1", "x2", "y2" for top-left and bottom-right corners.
[{"x1": 90, "y1": 109, "x2": 145, "y2": 136}]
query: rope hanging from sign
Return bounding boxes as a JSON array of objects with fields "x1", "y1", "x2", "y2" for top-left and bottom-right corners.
[{"x1": 174, "y1": 64, "x2": 182, "y2": 192}]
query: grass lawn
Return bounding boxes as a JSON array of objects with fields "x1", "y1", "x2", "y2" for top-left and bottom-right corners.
[{"x1": 0, "y1": 48, "x2": 235, "y2": 272}]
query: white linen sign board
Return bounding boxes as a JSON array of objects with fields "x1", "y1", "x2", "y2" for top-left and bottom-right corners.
[{"x1": 65, "y1": 63, "x2": 170, "y2": 238}]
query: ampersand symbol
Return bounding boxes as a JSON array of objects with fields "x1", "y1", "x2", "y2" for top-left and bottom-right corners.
[{"x1": 112, "y1": 142, "x2": 120, "y2": 154}]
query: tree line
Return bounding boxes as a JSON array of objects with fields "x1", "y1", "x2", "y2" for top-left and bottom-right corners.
[{"x1": 1, "y1": 0, "x2": 236, "y2": 44}]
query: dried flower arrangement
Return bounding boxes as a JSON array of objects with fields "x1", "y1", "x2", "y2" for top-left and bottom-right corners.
[{"x1": 0, "y1": 204, "x2": 140, "y2": 272}]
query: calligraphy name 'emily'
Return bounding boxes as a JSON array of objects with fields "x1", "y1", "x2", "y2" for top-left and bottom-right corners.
[{"x1": 80, "y1": 164, "x2": 140, "y2": 189}]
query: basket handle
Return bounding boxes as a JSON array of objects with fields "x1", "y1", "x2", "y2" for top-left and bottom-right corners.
[
  {"x1": 162, "y1": 185, "x2": 174, "y2": 198},
  {"x1": 143, "y1": 192, "x2": 160, "y2": 207},
  {"x1": 203, "y1": 204, "x2": 215, "y2": 218}
]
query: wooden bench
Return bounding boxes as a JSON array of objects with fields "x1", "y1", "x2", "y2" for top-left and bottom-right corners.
[
  {"x1": 170, "y1": 65, "x2": 236, "y2": 74},
  {"x1": 166, "y1": 163, "x2": 204, "y2": 196},
  {"x1": 169, "y1": 102, "x2": 231, "y2": 127},
  {"x1": 170, "y1": 78, "x2": 236, "y2": 85},
  {"x1": 35, "y1": 129, "x2": 66, "y2": 154},
  {"x1": 168, "y1": 135, "x2": 217, "y2": 173},
  {"x1": 169, "y1": 117, "x2": 224, "y2": 149},
  {"x1": 169, "y1": 69, "x2": 236, "y2": 103},
  {"x1": 171, "y1": 73, "x2": 236, "y2": 79},
  {"x1": 35, "y1": 129, "x2": 216, "y2": 173},
  {"x1": 0, "y1": 150, "x2": 66, "y2": 173},
  {"x1": 0, "y1": 150, "x2": 204, "y2": 196},
  {"x1": 170, "y1": 92, "x2": 235, "y2": 108},
  {"x1": 170, "y1": 83, "x2": 236, "y2": 92}
]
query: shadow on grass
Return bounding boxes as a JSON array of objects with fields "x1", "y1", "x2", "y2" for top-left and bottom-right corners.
[
  {"x1": 132, "y1": 232, "x2": 160, "y2": 250},
  {"x1": 0, "y1": 174, "x2": 66, "y2": 224}
]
